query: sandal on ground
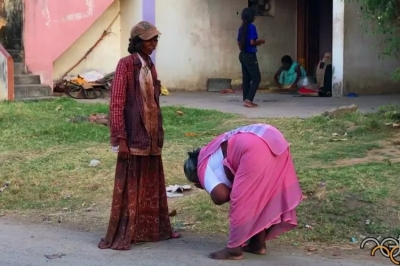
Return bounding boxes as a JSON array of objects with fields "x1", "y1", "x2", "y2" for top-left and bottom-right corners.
[{"x1": 171, "y1": 232, "x2": 181, "y2": 238}]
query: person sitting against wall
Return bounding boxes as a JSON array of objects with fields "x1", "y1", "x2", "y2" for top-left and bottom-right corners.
[
  {"x1": 297, "y1": 52, "x2": 332, "y2": 97},
  {"x1": 316, "y1": 52, "x2": 332, "y2": 97},
  {"x1": 274, "y1": 55, "x2": 306, "y2": 90}
]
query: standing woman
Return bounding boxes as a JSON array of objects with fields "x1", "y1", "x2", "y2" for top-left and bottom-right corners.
[
  {"x1": 99, "y1": 21, "x2": 179, "y2": 250},
  {"x1": 238, "y1": 8, "x2": 265, "y2": 108}
]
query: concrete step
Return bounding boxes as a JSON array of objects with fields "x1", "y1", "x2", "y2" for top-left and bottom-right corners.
[
  {"x1": 14, "y1": 62, "x2": 26, "y2": 75},
  {"x1": 8, "y1": 49, "x2": 23, "y2": 63},
  {"x1": 14, "y1": 75, "x2": 41, "y2": 85},
  {"x1": 14, "y1": 84, "x2": 52, "y2": 99}
]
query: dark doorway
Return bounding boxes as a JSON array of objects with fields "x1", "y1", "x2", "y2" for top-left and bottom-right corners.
[
  {"x1": 297, "y1": 0, "x2": 333, "y2": 75},
  {"x1": 0, "y1": 0, "x2": 23, "y2": 50}
]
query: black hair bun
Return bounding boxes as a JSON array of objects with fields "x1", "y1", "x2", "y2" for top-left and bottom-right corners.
[{"x1": 188, "y1": 148, "x2": 200, "y2": 159}]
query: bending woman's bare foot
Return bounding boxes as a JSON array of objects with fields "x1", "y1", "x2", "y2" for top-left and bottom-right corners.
[
  {"x1": 209, "y1": 247, "x2": 244, "y2": 260},
  {"x1": 242, "y1": 242, "x2": 266, "y2": 255},
  {"x1": 242, "y1": 229, "x2": 268, "y2": 255}
]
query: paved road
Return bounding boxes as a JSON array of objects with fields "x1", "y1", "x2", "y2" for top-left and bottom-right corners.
[
  {"x1": 0, "y1": 219, "x2": 388, "y2": 266},
  {"x1": 78, "y1": 92, "x2": 400, "y2": 118}
]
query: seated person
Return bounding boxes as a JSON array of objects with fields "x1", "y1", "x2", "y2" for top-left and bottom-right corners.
[
  {"x1": 298, "y1": 52, "x2": 332, "y2": 97},
  {"x1": 316, "y1": 52, "x2": 332, "y2": 97},
  {"x1": 274, "y1": 55, "x2": 307, "y2": 89}
]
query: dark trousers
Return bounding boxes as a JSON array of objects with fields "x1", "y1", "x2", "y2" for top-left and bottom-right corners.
[{"x1": 239, "y1": 52, "x2": 261, "y2": 102}]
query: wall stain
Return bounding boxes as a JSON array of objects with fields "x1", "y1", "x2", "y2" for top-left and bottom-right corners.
[
  {"x1": 0, "y1": 57, "x2": 7, "y2": 81},
  {"x1": 332, "y1": 81, "x2": 343, "y2": 97},
  {"x1": 0, "y1": 55, "x2": 8, "y2": 100},
  {"x1": 0, "y1": 0, "x2": 23, "y2": 50}
]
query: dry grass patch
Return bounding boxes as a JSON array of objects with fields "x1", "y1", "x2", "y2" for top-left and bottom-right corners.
[{"x1": 332, "y1": 132, "x2": 400, "y2": 167}]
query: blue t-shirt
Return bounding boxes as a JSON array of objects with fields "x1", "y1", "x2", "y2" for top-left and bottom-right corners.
[{"x1": 237, "y1": 23, "x2": 258, "y2": 53}]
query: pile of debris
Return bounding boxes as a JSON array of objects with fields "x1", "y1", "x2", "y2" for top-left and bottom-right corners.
[
  {"x1": 54, "y1": 70, "x2": 171, "y2": 99},
  {"x1": 68, "y1": 113, "x2": 109, "y2": 126},
  {"x1": 88, "y1": 113, "x2": 109, "y2": 126},
  {"x1": 54, "y1": 70, "x2": 114, "y2": 99},
  {"x1": 166, "y1": 184, "x2": 192, "y2": 198},
  {"x1": 0, "y1": 181, "x2": 10, "y2": 195}
]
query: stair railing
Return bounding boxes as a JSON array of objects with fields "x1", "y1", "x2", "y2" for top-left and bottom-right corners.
[{"x1": 0, "y1": 43, "x2": 14, "y2": 101}]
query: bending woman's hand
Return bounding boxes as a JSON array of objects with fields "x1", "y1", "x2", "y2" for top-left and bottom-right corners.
[{"x1": 118, "y1": 139, "x2": 130, "y2": 160}]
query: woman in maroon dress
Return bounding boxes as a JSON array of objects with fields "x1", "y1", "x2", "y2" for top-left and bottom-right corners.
[{"x1": 98, "y1": 21, "x2": 178, "y2": 250}]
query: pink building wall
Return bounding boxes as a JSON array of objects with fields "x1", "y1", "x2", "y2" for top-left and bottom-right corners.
[{"x1": 23, "y1": 0, "x2": 114, "y2": 87}]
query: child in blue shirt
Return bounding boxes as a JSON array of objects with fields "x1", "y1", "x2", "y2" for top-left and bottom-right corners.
[{"x1": 237, "y1": 8, "x2": 265, "y2": 108}]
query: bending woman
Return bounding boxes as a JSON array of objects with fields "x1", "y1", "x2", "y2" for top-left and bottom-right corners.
[{"x1": 183, "y1": 124, "x2": 303, "y2": 260}]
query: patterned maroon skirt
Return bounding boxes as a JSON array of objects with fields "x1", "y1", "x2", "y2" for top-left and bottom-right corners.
[{"x1": 98, "y1": 155, "x2": 172, "y2": 250}]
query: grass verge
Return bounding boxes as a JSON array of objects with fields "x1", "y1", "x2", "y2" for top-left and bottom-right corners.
[{"x1": 1, "y1": 98, "x2": 399, "y2": 245}]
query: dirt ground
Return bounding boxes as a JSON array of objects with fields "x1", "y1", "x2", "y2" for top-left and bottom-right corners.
[
  {"x1": 334, "y1": 138, "x2": 400, "y2": 166},
  {"x1": 2, "y1": 93, "x2": 400, "y2": 265}
]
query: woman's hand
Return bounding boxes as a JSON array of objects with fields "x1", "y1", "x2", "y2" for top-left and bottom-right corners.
[{"x1": 118, "y1": 139, "x2": 130, "y2": 160}]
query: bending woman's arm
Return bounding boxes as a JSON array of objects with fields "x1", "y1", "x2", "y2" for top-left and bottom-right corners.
[{"x1": 211, "y1": 184, "x2": 231, "y2": 206}]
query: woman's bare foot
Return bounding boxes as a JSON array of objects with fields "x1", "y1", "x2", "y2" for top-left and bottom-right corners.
[
  {"x1": 209, "y1": 248, "x2": 244, "y2": 260},
  {"x1": 242, "y1": 229, "x2": 267, "y2": 255},
  {"x1": 242, "y1": 243, "x2": 266, "y2": 255}
]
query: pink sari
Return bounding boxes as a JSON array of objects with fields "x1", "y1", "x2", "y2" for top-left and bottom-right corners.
[{"x1": 197, "y1": 124, "x2": 303, "y2": 248}]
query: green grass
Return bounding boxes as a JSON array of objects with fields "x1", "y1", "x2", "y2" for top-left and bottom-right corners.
[{"x1": 1, "y1": 97, "x2": 400, "y2": 246}]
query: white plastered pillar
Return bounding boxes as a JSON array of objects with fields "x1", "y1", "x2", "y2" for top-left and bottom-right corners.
[{"x1": 332, "y1": 0, "x2": 345, "y2": 97}]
